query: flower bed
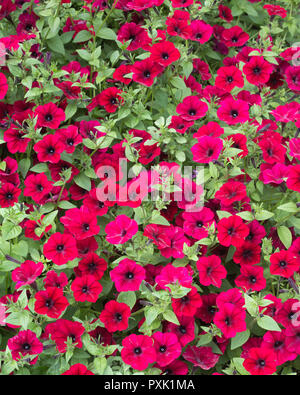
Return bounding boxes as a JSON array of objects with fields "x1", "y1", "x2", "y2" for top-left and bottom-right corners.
[{"x1": 0, "y1": 0, "x2": 299, "y2": 376}]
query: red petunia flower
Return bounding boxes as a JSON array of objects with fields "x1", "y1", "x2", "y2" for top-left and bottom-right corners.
[
  {"x1": 218, "y1": 4, "x2": 233, "y2": 22},
  {"x1": 117, "y1": 22, "x2": 151, "y2": 51},
  {"x1": 217, "y1": 98, "x2": 249, "y2": 125},
  {"x1": 287, "y1": 165, "x2": 300, "y2": 193},
  {"x1": 121, "y1": 334, "x2": 156, "y2": 371},
  {"x1": 215, "y1": 181, "x2": 247, "y2": 206},
  {"x1": 35, "y1": 287, "x2": 69, "y2": 319},
  {"x1": 196, "y1": 293, "x2": 218, "y2": 323},
  {"x1": 189, "y1": 20, "x2": 213, "y2": 44},
  {"x1": 182, "y1": 345, "x2": 219, "y2": 370},
  {"x1": 60, "y1": 206, "x2": 100, "y2": 240},
  {"x1": 262, "y1": 330, "x2": 297, "y2": 366},
  {"x1": 110, "y1": 258, "x2": 145, "y2": 292},
  {"x1": 43, "y1": 232, "x2": 78, "y2": 266},
  {"x1": 270, "y1": 250, "x2": 299, "y2": 278},
  {"x1": 191, "y1": 136, "x2": 223, "y2": 164},
  {"x1": 165, "y1": 315, "x2": 195, "y2": 347},
  {"x1": 99, "y1": 300, "x2": 131, "y2": 333},
  {"x1": 155, "y1": 264, "x2": 193, "y2": 291},
  {"x1": 44, "y1": 270, "x2": 68, "y2": 289},
  {"x1": 56, "y1": 125, "x2": 82, "y2": 153},
  {"x1": 243, "y1": 347, "x2": 277, "y2": 375},
  {"x1": 263, "y1": 4, "x2": 287, "y2": 19},
  {"x1": 217, "y1": 215, "x2": 249, "y2": 247},
  {"x1": 172, "y1": 286, "x2": 202, "y2": 317},
  {"x1": 214, "y1": 302, "x2": 247, "y2": 338},
  {"x1": 0, "y1": 72, "x2": 8, "y2": 100},
  {"x1": 176, "y1": 95, "x2": 208, "y2": 121},
  {"x1": 243, "y1": 56, "x2": 274, "y2": 86},
  {"x1": 152, "y1": 331, "x2": 181, "y2": 367},
  {"x1": 0, "y1": 182, "x2": 21, "y2": 207},
  {"x1": 222, "y1": 26, "x2": 249, "y2": 47},
  {"x1": 149, "y1": 41, "x2": 181, "y2": 67},
  {"x1": 233, "y1": 242, "x2": 261, "y2": 266},
  {"x1": 197, "y1": 255, "x2": 227, "y2": 288},
  {"x1": 33, "y1": 134, "x2": 65, "y2": 163},
  {"x1": 62, "y1": 363, "x2": 94, "y2": 375},
  {"x1": 23, "y1": 173, "x2": 53, "y2": 203},
  {"x1": 182, "y1": 207, "x2": 215, "y2": 240},
  {"x1": 235, "y1": 265, "x2": 266, "y2": 292},
  {"x1": 131, "y1": 58, "x2": 164, "y2": 87},
  {"x1": 46, "y1": 319, "x2": 85, "y2": 353},
  {"x1": 71, "y1": 274, "x2": 102, "y2": 303},
  {"x1": 8, "y1": 330, "x2": 43, "y2": 362},
  {"x1": 12, "y1": 260, "x2": 44, "y2": 289},
  {"x1": 35, "y1": 102, "x2": 66, "y2": 129},
  {"x1": 105, "y1": 215, "x2": 138, "y2": 245},
  {"x1": 215, "y1": 66, "x2": 244, "y2": 92},
  {"x1": 75, "y1": 253, "x2": 107, "y2": 280}
]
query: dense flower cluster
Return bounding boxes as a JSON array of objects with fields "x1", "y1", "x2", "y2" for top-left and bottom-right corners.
[{"x1": 0, "y1": 0, "x2": 299, "y2": 376}]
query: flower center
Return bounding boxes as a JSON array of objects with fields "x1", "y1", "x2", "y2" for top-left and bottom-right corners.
[
  {"x1": 45, "y1": 298, "x2": 54, "y2": 308},
  {"x1": 47, "y1": 146, "x2": 55, "y2": 154},
  {"x1": 115, "y1": 313, "x2": 122, "y2": 322},
  {"x1": 159, "y1": 345, "x2": 167, "y2": 353},
  {"x1": 134, "y1": 347, "x2": 142, "y2": 355},
  {"x1": 22, "y1": 343, "x2": 31, "y2": 351},
  {"x1": 126, "y1": 272, "x2": 134, "y2": 279},
  {"x1": 45, "y1": 113, "x2": 53, "y2": 122},
  {"x1": 56, "y1": 244, "x2": 64, "y2": 252},
  {"x1": 258, "y1": 359, "x2": 265, "y2": 367}
]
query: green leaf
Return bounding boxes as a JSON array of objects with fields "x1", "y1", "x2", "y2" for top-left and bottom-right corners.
[
  {"x1": 257, "y1": 315, "x2": 281, "y2": 332},
  {"x1": 73, "y1": 30, "x2": 92, "y2": 43},
  {"x1": 42, "y1": 210, "x2": 58, "y2": 227},
  {"x1": 170, "y1": 77, "x2": 186, "y2": 90},
  {"x1": 277, "y1": 226, "x2": 292, "y2": 249},
  {"x1": 145, "y1": 306, "x2": 159, "y2": 325},
  {"x1": 2, "y1": 222, "x2": 22, "y2": 241},
  {"x1": 18, "y1": 158, "x2": 31, "y2": 178},
  {"x1": 244, "y1": 294, "x2": 259, "y2": 317},
  {"x1": 162, "y1": 310, "x2": 180, "y2": 325},
  {"x1": 277, "y1": 202, "x2": 298, "y2": 213},
  {"x1": 255, "y1": 210, "x2": 274, "y2": 221},
  {"x1": 231, "y1": 329, "x2": 250, "y2": 350},
  {"x1": 64, "y1": 101, "x2": 77, "y2": 121},
  {"x1": 30, "y1": 163, "x2": 49, "y2": 173},
  {"x1": 47, "y1": 36, "x2": 65, "y2": 55},
  {"x1": 217, "y1": 211, "x2": 232, "y2": 220},
  {"x1": 150, "y1": 211, "x2": 170, "y2": 226},
  {"x1": 197, "y1": 333, "x2": 213, "y2": 346},
  {"x1": 232, "y1": 358, "x2": 250, "y2": 375},
  {"x1": 92, "y1": 357, "x2": 107, "y2": 375},
  {"x1": 117, "y1": 291, "x2": 136, "y2": 309},
  {"x1": 97, "y1": 28, "x2": 117, "y2": 40},
  {"x1": 74, "y1": 173, "x2": 91, "y2": 191}
]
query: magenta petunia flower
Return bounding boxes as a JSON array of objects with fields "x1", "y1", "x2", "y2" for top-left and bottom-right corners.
[
  {"x1": 110, "y1": 258, "x2": 145, "y2": 292},
  {"x1": 121, "y1": 334, "x2": 156, "y2": 371},
  {"x1": 12, "y1": 260, "x2": 44, "y2": 289},
  {"x1": 105, "y1": 215, "x2": 138, "y2": 244}
]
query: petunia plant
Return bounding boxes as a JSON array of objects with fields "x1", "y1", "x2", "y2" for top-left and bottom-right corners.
[{"x1": 0, "y1": 0, "x2": 299, "y2": 377}]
